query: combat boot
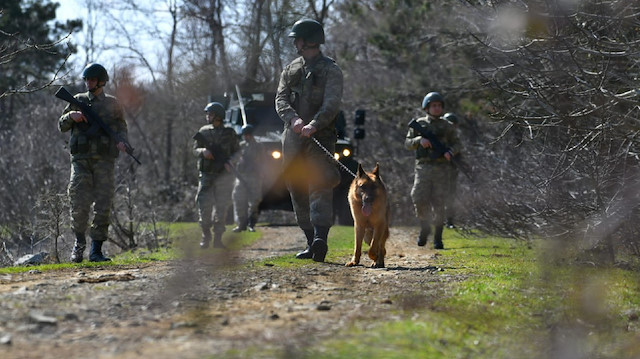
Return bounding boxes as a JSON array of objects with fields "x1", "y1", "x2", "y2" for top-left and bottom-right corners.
[
  {"x1": 232, "y1": 220, "x2": 247, "y2": 233},
  {"x1": 247, "y1": 215, "x2": 257, "y2": 232},
  {"x1": 433, "y1": 225, "x2": 444, "y2": 250},
  {"x1": 417, "y1": 222, "x2": 430, "y2": 247},
  {"x1": 445, "y1": 218, "x2": 455, "y2": 229},
  {"x1": 212, "y1": 232, "x2": 226, "y2": 249},
  {"x1": 70, "y1": 232, "x2": 86, "y2": 263},
  {"x1": 89, "y1": 240, "x2": 111, "y2": 262},
  {"x1": 310, "y1": 226, "x2": 330, "y2": 263},
  {"x1": 200, "y1": 229, "x2": 211, "y2": 249},
  {"x1": 295, "y1": 229, "x2": 315, "y2": 259}
]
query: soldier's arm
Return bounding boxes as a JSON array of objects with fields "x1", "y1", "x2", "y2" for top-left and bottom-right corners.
[
  {"x1": 109, "y1": 97, "x2": 128, "y2": 151},
  {"x1": 193, "y1": 137, "x2": 207, "y2": 158},
  {"x1": 308, "y1": 64, "x2": 343, "y2": 131},
  {"x1": 405, "y1": 127, "x2": 421, "y2": 150},
  {"x1": 58, "y1": 103, "x2": 77, "y2": 133},
  {"x1": 113, "y1": 97, "x2": 128, "y2": 143},
  {"x1": 275, "y1": 68, "x2": 300, "y2": 126}
]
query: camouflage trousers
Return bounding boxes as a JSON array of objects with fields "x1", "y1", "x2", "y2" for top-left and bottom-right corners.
[
  {"x1": 411, "y1": 161, "x2": 452, "y2": 227},
  {"x1": 232, "y1": 177, "x2": 262, "y2": 227},
  {"x1": 282, "y1": 128, "x2": 340, "y2": 230},
  {"x1": 445, "y1": 166, "x2": 459, "y2": 221},
  {"x1": 196, "y1": 170, "x2": 234, "y2": 235},
  {"x1": 68, "y1": 158, "x2": 116, "y2": 242}
]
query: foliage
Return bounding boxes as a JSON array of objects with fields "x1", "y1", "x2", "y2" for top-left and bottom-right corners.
[
  {"x1": 0, "y1": 0, "x2": 81, "y2": 103},
  {"x1": 462, "y1": 0, "x2": 640, "y2": 261}
]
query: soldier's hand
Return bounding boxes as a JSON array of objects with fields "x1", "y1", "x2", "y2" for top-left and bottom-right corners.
[
  {"x1": 444, "y1": 151, "x2": 452, "y2": 161},
  {"x1": 203, "y1": 149, "x2": 214, "y2": 160},
  {"x1": 292, "y1": 118, "x2": 305, "y2": 134},
  {"x1": 116, "y1": 142, "x2": 127, "y2": 153},
  {"x1": 420, "y1": 138, "x2": 432, "y2": 148},
  {"x1": 69, "y1": 111, "x2": 88, "y2": 123},
  {"x1": 301, "y1": 124, "x2": 317, "y2": 138}
]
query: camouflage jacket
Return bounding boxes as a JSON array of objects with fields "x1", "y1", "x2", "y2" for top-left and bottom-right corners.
[
  {"x1": 275, "y1": 52, "x2": 343, "y2": 138},
  {"x1": 193, "y1": 124, "x2": 240, "y2": 173},
  {"x1": 235, "y1": 139, "x2": 265, "y2": 177},
  {"x1": 405, "y1": 115, "x2": 461, "y2": 162},
  {"x1": 58, "y1": 91, "x2": 127, "y2": 161}
]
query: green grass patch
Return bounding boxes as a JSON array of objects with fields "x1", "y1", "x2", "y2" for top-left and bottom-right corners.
[
  {"x1": 0, "y1": 222, "x2": 258, "y2": 274},
  {"x1": 290, "y1": 227, "x2": 640, "y2": 359}
]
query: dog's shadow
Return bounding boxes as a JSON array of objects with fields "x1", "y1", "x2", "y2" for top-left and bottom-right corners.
[
  {"x1": 330, "y1": 262, "x2": 446, "y2": 272},
  {"x1": 386, "y1": 265, "x2": 445, "y2": 272}
]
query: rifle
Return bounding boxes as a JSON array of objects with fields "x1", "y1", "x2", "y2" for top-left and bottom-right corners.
[
  {"x1": 408, "y1": 118, "x2": 472, "y2": 181},
  {"x1": 235, "y1": 85, "x2": 248, "y2": 126},
  {"x1": 55, "y1": 86, "x2": 141, "y2": 164},
  {"x1": 192, "y1": 132, "x2": 251, "y2": 189}
]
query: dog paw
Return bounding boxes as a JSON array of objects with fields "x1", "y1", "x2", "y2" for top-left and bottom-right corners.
[
  {"x1": 345, "y1": 261, "x2": 358, "y2": 267},
  {"x1": 371, "y1": 262, "x2": 385, "y2": 269}
]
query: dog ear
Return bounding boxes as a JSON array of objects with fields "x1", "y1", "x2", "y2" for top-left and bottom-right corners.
[
  {"x1": 372, "y1": 162, "x2": 380, "y2": 176},
  {"x1": 357, "y1": 163, "x2": 365, "y2": 178}
]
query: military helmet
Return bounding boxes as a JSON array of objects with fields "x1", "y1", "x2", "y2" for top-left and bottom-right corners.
[
  {"x1": 82, "y1": 63, "x2": 109, "y2": 83},
  {"x1": 204, "y1": 102, "x2": 226, "y2": 119},
  {"x1": 240, "y1": 124, "x2": 255, "y2": 136},
  {"x1": 443, "y1": 112, "x2": 458, "y2": 124},
  {"x1": 288, "y1": 18, "x2": 325, "y2": 44},
  {"x1": 422, "y1": 92, "x2": 445, "y2": 110}
]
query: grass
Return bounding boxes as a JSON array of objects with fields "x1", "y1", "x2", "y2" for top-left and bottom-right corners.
[
  {"x1": 3, "y1": 223, "x2": 639, "y2": 358},
  {"x1": 232, "y1": 227, "x2": 640, "y2": 359},
  {"x1": 0, "y1": 222, "x2": 259, "y2": 274}
]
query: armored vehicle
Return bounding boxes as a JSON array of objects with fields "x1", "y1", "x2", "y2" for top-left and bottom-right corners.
[{"x1": 224, "y1": 90, "x2": 364, "y2": 225}]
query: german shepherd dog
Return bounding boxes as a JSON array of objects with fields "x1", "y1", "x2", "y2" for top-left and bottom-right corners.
[{"x1": 346, "y1": 163, "x2": 390, "y2": 268}]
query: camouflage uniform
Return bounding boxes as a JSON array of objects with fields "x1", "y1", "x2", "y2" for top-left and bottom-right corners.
[
  {"x1": 405, "y1": 114, "x2": 460, "y2": 246},
  {"x1": 232, "y1": 138, "x2": 264, "y2": 231},
  {"x1": 445, "y1": 156, "x2": 459, "y2": 227},
  {"x1": 193, "y1": 123, "x2": 240, "y2": 245},
  {"x1": 275, "y1": 52, "x2": 342, "y2": 257},
  {"x1": 58, "y1": 90, "x2": 127, "y2": 247},
  {"x1": 444, "y1": 114, "x2": 461, "y2": 228}
]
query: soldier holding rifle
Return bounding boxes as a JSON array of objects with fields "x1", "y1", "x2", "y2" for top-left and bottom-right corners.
[
  {"x1": 193, "y1": 102, "x2": 240, "y2": 249},
  {"x1": 58, "y1": 63, "x2": 129, "y2": 263},
  {"x1": 405, "y1": 92, "x2": 461, "y2": 250}
]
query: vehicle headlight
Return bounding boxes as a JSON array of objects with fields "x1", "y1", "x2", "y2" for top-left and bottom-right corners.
[
  {"x1": 334, "y1": 153, "x2": 340, "y2": 160},
  {"x1": 271, "y1": 150, "x2": 282, "y2": 159},
  {"x1": 342, "y1": 148, "x2": 351, "y2": 157}
]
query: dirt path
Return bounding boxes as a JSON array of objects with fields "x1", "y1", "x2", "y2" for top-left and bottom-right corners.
[{"x1": 0, "y1": 226, "x2": 456, "y2": 359}]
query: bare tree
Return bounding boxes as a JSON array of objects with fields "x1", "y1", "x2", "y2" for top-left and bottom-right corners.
[
  {"x1": 183, "y1": 0, "x2": 233, "y2": 91},
  {"x1": 465, "y1": 0, "x2": 640, "y2": 262}
]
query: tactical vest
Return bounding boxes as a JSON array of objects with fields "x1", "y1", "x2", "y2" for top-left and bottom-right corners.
[
  {"x1": 68, "y1": 93, "x2": 123, "y2": 159},
  {"x1": 414, "y1": 117, "x2": 452, "y2": 162},
  {"x1": 195, "y1": 125, "x2": 239, "y2": 173}
]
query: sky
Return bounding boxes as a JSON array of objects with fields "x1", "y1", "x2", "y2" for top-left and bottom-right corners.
[{"x1": 54, "y1": 0, "x2": 170, "y2": 83}]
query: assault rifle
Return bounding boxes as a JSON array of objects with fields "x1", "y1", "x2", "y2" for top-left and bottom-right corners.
[
  {"x1": 408, "y1": 118, "x2": 472, "y2": 180},
  {"x1": 192, "y1": 132, "x2": 250, "y2": 188},
  {"x1": 55, "y1": 86, "x2": 141, "y2": 164}
]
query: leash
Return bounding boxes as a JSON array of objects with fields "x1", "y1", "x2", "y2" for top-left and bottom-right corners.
[{"x1": 311, "y1": 136, "x2": 357, "y2": 179}]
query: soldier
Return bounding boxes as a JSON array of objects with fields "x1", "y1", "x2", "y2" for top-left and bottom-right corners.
[
  {"x1": 443, "y1": 112, "x2": 460, "y2": 229},
  {"x1": 193, "y1": 102, "x2": 240, "y2": 249},
  {"x1": 232, "y1": 124, "x2": 264, "y2": 232},
  {"x1": 275, "y1": 18, "x2": 343, "y2": 262},
  {"x1": 58, "y1": 63, "x2": 128, "y2": 263},
  {"x1": 405, "y1": 92, "x2": 460, "y2": 249}
]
